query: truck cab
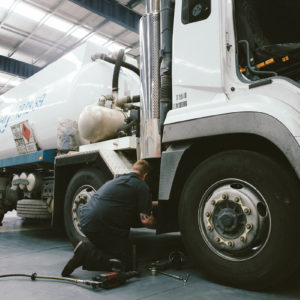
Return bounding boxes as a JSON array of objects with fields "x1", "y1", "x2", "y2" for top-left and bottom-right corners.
[{"x1": 143, "y1": 0, "x2": 300, "y2": 290}]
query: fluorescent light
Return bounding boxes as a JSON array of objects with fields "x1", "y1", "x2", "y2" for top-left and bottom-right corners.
[
  {"x1": 89, "y1": 35, "x2": 108, "y2": 45},
  {"x1": 0, "y1": 46, "x2": 8, "y2": 56},
  {"x1": 71, "y1": 27, "x2": 90, "y2": 39},
  {"x1": 9, "y1": 77, "x2": 23, "y2": 86},
  {"x1": 14, "y1": 2, "x2": 46, "y2": 22},
  {"x1": 0, "y1": 77, "x2": 8, "y2": 85},
  {"x1": 0, "y1": 0, "x2": 14, "y2": 9},
  {"x1": 44, "y1": 15, "x2": 73, "y2": 32},
  {"x1": 0, "y1": 75, "x2": 23, "y2": 87},
  {"x1": 106, "y1": 42, "x2": 126, "y2": 53},
  {"x1": 1, "y1": 1, "x2": 128, "y2": 52}
]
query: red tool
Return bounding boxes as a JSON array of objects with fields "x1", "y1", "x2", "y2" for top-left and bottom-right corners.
[{"x1": 92, "y1": 271, "x2": 140, "y2": 289}]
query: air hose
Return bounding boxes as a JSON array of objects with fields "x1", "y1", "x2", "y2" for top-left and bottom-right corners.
[
  {"x1": 0, "y1": 273, "x2": 102, "y2": 289},
  {"x1": 91, "y1": 53, "x2": 140, "y2": 76},
  {"x1": 112, "y1": 49, "x2": 125, "y2": 93},
  {"x1": 0, "y1": 270, "x2": 140, "y2": 289}
]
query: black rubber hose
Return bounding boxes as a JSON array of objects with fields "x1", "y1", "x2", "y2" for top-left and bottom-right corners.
[
  {"x1": 238, "y1": 40, "x2": 277, "y2": 77},
  {"x1": 112, "y1": 49, "x2": 125, "y2": 93},
  {"x1": 91, "y1": 53, "x2": 140, "y2": 76},
  {"x1": 160, "y1": 0, "x2": 175, "y2": 133},
  {"x1": 116, "y1": 119, "x2": 136, "y2": 135}
]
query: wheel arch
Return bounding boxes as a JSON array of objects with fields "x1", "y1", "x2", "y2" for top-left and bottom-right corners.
[{"x1": 158, "y1": 132, "x2": 300, "y2": 233}]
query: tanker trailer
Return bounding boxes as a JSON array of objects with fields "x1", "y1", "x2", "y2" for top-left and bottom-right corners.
[{"x1": 0, "y1": 41, "x2": 140, "y2": 226}]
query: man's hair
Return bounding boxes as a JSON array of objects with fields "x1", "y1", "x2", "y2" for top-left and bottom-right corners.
[{"x1": 131, "y1": 159, "x2": 151, "y2": 176}]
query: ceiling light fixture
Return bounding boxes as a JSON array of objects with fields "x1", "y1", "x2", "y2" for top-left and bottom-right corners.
[{"x1": 14, "y1": 2, "x2": 46, "y2": 22}]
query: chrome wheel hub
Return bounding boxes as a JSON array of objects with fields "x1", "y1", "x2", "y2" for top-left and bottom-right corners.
[
  {"x1": 72, "y1": 185, "x2": 96, "y2": 237},
  {"x1": 199, "y1": 179, "x2": 270, "y2": 261}
]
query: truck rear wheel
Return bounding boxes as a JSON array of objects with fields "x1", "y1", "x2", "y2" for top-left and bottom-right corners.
[
  {"x1": 179, "y1": 150, "x2": 300, "y2": 289},
  {"x1": 64, "y1": 167, "x2": 109, "y2": 245}
]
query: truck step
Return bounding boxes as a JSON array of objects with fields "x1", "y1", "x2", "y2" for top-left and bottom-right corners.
[{"x1": 17, "y1": 199, "x2": 51, "y2": 219}]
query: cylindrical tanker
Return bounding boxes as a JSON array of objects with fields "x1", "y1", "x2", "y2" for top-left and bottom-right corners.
[{"x1": 0, "y1": 42, "x2": 140, "y2": 160}]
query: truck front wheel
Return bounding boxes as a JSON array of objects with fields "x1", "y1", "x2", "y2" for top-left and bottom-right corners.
[
  {"x1": 64, "y1": 167, "x2": 109, "y2": 245},
  {"x1": 179, "y1": 150, "x2": 300, "y2": 289}
]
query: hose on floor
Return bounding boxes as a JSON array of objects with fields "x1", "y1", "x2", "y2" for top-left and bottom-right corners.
[{"x1": 0, "y1": 273, "x2": 102, "y2": 289}]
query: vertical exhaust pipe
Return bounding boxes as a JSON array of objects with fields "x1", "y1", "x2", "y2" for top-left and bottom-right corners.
[{"x1": 139, "y1": 0, "x2": 161, "y2": 159}]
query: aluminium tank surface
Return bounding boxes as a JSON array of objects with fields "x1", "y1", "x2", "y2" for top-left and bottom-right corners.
[{"x1": 0, "y1": 42, "x2": 139, "y2": 160}]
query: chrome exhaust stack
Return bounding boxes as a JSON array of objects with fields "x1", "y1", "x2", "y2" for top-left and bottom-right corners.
[{"x1": 139, "y1": 0, "x2": 161, "y2": 159}]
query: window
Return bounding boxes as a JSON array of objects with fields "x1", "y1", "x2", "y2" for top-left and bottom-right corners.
[{"x1": 182, "y1": 0, "x2": 211, "y2": 24}]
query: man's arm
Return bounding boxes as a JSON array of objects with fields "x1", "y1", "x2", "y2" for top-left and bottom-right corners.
[{"x1": 140, "y1": 213, "x2": 156, "y2": 229}]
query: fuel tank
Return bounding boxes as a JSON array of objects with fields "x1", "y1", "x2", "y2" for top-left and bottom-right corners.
[{"x1": 0, "y1": 42, "x2": 139, "y2": 159}]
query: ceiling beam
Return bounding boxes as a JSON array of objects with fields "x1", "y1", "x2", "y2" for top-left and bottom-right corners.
[
  {"x1": 0, "y1": 56, "x2": 41, "y2": 78},
  {"x1": 69, "y1": 0, "x2": 141, "y2": 33}
]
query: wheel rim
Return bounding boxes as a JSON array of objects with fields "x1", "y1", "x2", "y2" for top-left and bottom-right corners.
[
  {"x1": 71, "y1": 184, "x2": 96, "y2": 238},
  {"x1": 198, "y1": 178, "x2": 271, "y2": 261}
]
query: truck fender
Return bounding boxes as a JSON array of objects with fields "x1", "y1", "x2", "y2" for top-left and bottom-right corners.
[
  {"x1": 159, "y1": 143, "x2": 191, "y2": 201},
  {"x1": 162, "y1": 112, "x2": 300, "y2": 179}
]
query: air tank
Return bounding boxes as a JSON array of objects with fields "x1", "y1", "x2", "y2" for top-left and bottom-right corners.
[
  {"x1": 0, "y1": 42, "x2": 139, "y2": 160},
  {"x1": 78, "y1": 105, "x2": 125, "y2": 143}
]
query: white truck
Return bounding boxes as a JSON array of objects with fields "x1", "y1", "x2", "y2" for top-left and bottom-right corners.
[{"x1": 0, "y1": 0, "x2": 300, "y2": 289}]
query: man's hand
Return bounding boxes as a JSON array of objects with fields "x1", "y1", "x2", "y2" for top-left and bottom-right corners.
[{"x1": 140, "y1": 213, "x2": 156, "y2": 229}]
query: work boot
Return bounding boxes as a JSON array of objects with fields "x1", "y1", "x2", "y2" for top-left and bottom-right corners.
[{"x1": 61, "y1": 241, "x2": 86, "y2": 277}]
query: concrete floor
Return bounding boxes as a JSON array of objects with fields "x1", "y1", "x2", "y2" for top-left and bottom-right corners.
[{"x1": 1, "y1": 212, "x2": 300, "y2": 299}]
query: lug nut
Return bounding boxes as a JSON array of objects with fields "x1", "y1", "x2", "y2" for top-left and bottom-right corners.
[
  {"x1": 246, "y1": 223, "x2": 252, "y2": 230},
  {"x1": 240, "y1": 236, "x2": 245, "y2": 242},
  {"x1": 222, "y1": 194, "x2": 228, "y2": 200},
  {"x1": 207, "y1": 225, "x2": 213, "y2": 232},
  {"x1": 234, "y1": 197, "x2": 240, "y2": 202},
  {"x1": 211, "y1": 200, "x2": 216, "y2": 206},
  {"x1": 243, "y1": 207, "x2": 251, "y2": 215},
  {"x1": 227, "y1": 241, "x2": 234, "y2": 248},
  {"x1": 205, "y1": 212, "x2": 211, "y2": 217},
  {"x1": 215, "y1": 237, "x2": 221, "y2": 243},
  {"x1": 79, "y1": 194, "x2": 87, "y2": 200}
]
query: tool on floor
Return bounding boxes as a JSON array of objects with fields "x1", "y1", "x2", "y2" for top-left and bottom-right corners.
[
  {"x1": 147, "y1": 249, "x2": 189, "y2": 285},
  {"x1": 92, "y1": 270, "x2": 140, "y2": 289},
  {"x1": 0, "y1": 270, "x2": 140, "y2": 290},
  {"x1": 146, "y1": 249, "x2": 185, "y2": 271},
  {"x1": 149, "y1": 268, "x2": 190, "y2": 285}
]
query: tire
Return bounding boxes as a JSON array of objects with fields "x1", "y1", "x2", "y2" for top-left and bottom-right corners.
[
  {"x1": 64, "y1": 167, "x2": 109, "y2": 246},
  {"x1": 179, "y1": 150, "x2": 300, "y2": 290},
  {"x1": 17, "y1": 199, "x2": 51, "y2": 219}
]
